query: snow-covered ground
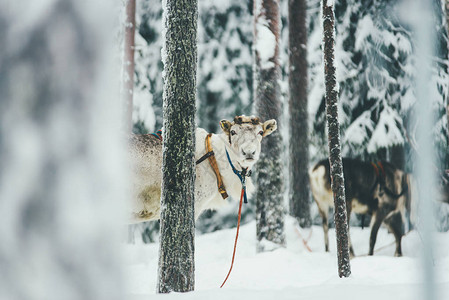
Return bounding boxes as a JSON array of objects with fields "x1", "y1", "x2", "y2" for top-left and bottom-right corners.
[{"x1": 124, "y1": 217, "x2": 449, "y2": 300}]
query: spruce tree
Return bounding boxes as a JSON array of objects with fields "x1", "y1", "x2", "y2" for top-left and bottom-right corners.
[
  {"x1": 288, "y1": 0, "x2": 312, "y2": 228},
  {"x1": 157, "y1": 0, "x2": 197, "y2": 293},
  {"x1": 254, "y1": 0, "x2": 286, "y2": 252},
  {"x1": 321, "y1": 0, "x2": 351, "y2": 278}
]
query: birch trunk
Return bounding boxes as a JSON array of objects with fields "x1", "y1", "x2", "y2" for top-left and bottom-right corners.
[
  {"x1": 157, "y1": 0, "x2": 197, "y2": 293},
  {"x1": 321, "y1": 0, "x2": 351, "y2": 278},
  {"x1": 254, "y1": 0, "x2": 286, "y2": 252},
  {"x1": 288, "y1": 0, "x2": 312, "y2": 228}
]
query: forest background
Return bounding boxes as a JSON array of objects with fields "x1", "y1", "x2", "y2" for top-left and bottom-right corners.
[{"x1": 126, "y1": 0, "x2": 449, "y2": 241}]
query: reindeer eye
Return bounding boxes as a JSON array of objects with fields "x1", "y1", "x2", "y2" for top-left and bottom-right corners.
[
  {"x1": 258, "y1": 130, "x2": 264, "y2": 136},
  {"x1": 230, "y1": 130, "x2": 236, "y2": 136}
]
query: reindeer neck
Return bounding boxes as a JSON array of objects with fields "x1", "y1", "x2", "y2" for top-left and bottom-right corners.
[
  {"x1": 210, "y1": 133, "x2": 254, "y2": 200},
  {"x1": 214, "y1": 133, "x2": 247, "y2": 172}
]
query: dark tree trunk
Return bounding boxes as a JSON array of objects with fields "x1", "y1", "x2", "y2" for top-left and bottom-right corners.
[
  {"x1": 0, "y1": 1, "x2": 124, "y2": 299},
  {"x1": 254, "y1": 0, "x2": 286, "y2": 252},
  {"x1": 122, "y1": 0, "x2": 136, "y2": 133},
  {"x1": 157, "y1": 0, "x2": 197, "y2": 293},
  {"x1": 446, "y1": 0, "x2": 449, "y2": 138},
  {"x1": 322, "y1": 0, "x2": 351, "y2": 278},
  {"x1": 288, "y1": 0, "x2": 312, "y2": 228}
]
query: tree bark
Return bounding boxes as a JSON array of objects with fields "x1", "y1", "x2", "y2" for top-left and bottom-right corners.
[
  {"x1": 157, "y1": 0, "x2": 197, "y2": 293},
  {"x1": 0, "y1": 1, "x2": 124, "y2": 298},
  {"x1": 288, "y1": 0, "x2": 312, "y2": 228},
  {"x1": 446, "y1": 0, "x2": 449, "y2": 138},
  {"x1": 254, "y1": 0, "x2": 286, "y2": 252},
  {"x1": 322, "y1": 0, "x2": 351, "y2": 278},
  {"x1": 121, "y1": 0, "x2": 136, "y2": 133}
]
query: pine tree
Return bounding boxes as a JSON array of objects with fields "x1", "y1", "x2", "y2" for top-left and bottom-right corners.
[
  {"x1": 321, "y1": 0, "x2": 351, "y2": 278},
  {"x1": 157, "y1": 0, "x2": 197, "y2": 293},
  {"x1": 133, "y1": 0, "x2": 254, "y2": 134},
  {"x1": 309, "y1": 0, "x2": 449, "y2": 169},
  {"x1": 121, "y1": 0, "x2": 136, "y2": 132},
  {"x1": 288, "y1": 0, "x2": 311, "y2": 228},
  {"x1": 254, "y1": 0, "x2": 286, "y2": 252},
  {"x1": 0, "y1": 1, "x2": 124, "y2": 298}
]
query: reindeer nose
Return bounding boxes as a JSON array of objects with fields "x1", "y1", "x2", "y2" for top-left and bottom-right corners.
[{"x1": 242, "y1": 149, "x2": 256, "y2": 159}]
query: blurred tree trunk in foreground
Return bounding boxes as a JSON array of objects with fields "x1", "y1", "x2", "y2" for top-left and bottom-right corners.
[{"x1": 0, "y1": 1, "x2": 125, "y2": 299}]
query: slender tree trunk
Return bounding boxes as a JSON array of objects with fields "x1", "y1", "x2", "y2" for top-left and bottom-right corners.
[
  {"x1": 445, "y1": 0, "x2": 449, "y2": 138},
  {"x1": 321, "y1": 0, "x2": 351, "y2": 278},
  {"x1": 0, "y1": 1, "x2": 124, "y2": 299},
  {"x1": 254, "y1": 0, "x2": 286, "y2": 252},
  {"x1": 288, "y1": 0, "x2": 312, "y2": 228},
  {"x1": 157, "y1": 0, "x2": 197, "y2": 293},
  {"x1": 121, "y1": 0, "x2": 136, "y2": 132}
]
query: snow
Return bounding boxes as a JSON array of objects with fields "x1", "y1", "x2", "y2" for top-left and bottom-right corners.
[
  {"x1": 342, "y1": 111, "x2": 374, "y2": 154},
  {"x1": 254, "y1": 0, "x2": 277, "y2": 70},
  {"x1": 367, "y1": 105, "x2": 405, "y2": 153},
  {"x1": 255, "y1": 19, "x2": 276, "y2": 70},
  {"x1": 124, "y1": 216, "x2": 449, "y2": 299}
]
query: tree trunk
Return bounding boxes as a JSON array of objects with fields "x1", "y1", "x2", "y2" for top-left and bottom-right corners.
[
  {"x1": 0, "y1": 1, "x2": 124, "y2": 299},
  {"x1": 157, "y1": 0, "x2": 197, "y2": 293},
  {"x1": 446, "y1": 0, "x2": 449, "y2": 138},
  {"x1": 121, "y1": 0, "x2": 136, "y2": 133},
  {"x1": 321, "y1": 0, "x2": 351, "y2": 278},
  {"x1": 254, "y1": 0, "x2": 286, "y2": 252},
  {"x1": 288, "y1": 0, "x2": 312, "y2": 228}
]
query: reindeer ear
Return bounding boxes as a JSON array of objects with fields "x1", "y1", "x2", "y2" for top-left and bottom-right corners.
[
  {"x1": 220, "y1": 120, "x2": 232, "y2": 135},
  {"x1": 262, "y1": 119, "x2": 277, "y2": 137}
]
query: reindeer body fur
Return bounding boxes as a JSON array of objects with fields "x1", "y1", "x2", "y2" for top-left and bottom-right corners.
[
  {"x1": 129, "y1": 116, "x2": 276, "y2": 223},
  {"x1": 310, "y1": 158, "x2": 409, "y2": 257}
]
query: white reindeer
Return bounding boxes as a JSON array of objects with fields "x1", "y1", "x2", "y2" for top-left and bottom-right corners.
[{"x1": 128, "y1": 116, "x2": 277, "y2": 223}]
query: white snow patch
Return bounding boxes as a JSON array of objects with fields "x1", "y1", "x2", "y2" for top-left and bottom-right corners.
[
  {"x1": 255, "y1": 17, "x2": 276, "y2": 70},
  {"x1": 343, "y1": 111, "x2": 375, "y2": 152},
  {"x1": 124, "y1": 216, "x2": 449, "y2": 299},
  {"x1": 367, "y1": 106, "x2": 405, "y2": 152}
]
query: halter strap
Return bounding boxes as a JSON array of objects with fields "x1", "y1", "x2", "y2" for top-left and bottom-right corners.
[
  {"x1": 225, "y1": 149, "x2": 251, "y2": 203},
  {"x1": 371, "y1": 161, "x2": 406, "y2": 199},
  {"x1": 150, "y1": 129, "x2": 162, "y2": 141},
  {"x1": 196, "y1": 134, "x2": 228, "y2": 199}
]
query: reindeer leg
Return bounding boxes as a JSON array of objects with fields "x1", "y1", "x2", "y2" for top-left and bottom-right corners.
[
  {"x1": 369, "y1": 210, "x2": 386, "y2": 256},
  {"x1": 318, "y1": 207, "x2": 330, "y2": 252},
  {"x1": 346, "y1": 204, "x2": 355, "y2": 258},
  {"x1": 384, "y1": 210, "x2": 404, "y2": 257}
]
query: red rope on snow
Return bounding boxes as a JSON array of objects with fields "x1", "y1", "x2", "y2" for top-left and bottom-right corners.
[
  {"x1": 295, "y1": 226, "x2": 313, "y2": 252},
  {"x1": 220, "y1": 188, "x2": 245, "y2": 288}
]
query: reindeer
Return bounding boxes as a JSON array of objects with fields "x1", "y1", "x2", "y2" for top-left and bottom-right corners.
[
  {"x1": 309, "y1": 158, "x2": 409, "y2": 257},
  {"x1": 128, "y1": 116, "x2": 277, "y2": 223}
]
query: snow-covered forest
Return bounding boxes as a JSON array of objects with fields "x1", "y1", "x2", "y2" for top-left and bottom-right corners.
[
  {"x1": 128, "y1": 0, "x2": 449, "y2": 297},
  {"x1": 1, "y1": 0, "x2": 449, "y2": 299},
  {"x1": 130, "y1": 0, "x2": 449, "y2": 236}
]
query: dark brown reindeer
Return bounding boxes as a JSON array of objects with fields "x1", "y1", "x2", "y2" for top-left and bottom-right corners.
[{"x1": 310, "y1": 158, "x2": 409, "y2": 257}]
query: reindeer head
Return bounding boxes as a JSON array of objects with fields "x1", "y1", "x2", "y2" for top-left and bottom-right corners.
[{"x1": 219, "y1": 115, "x2": 277, "y2": 168}]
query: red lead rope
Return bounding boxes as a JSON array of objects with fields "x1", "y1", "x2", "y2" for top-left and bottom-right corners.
[{"x1": 220, "y1": 188, "x2": 245, "y2": 288}]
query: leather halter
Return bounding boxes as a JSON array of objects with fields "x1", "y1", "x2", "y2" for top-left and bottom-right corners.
[
  {"x1": 196, "y1": 133, "x2": 228, "y2": 199},
  {"x1": 371, "y1": 161, "x2": 406, "y2": 198}
]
